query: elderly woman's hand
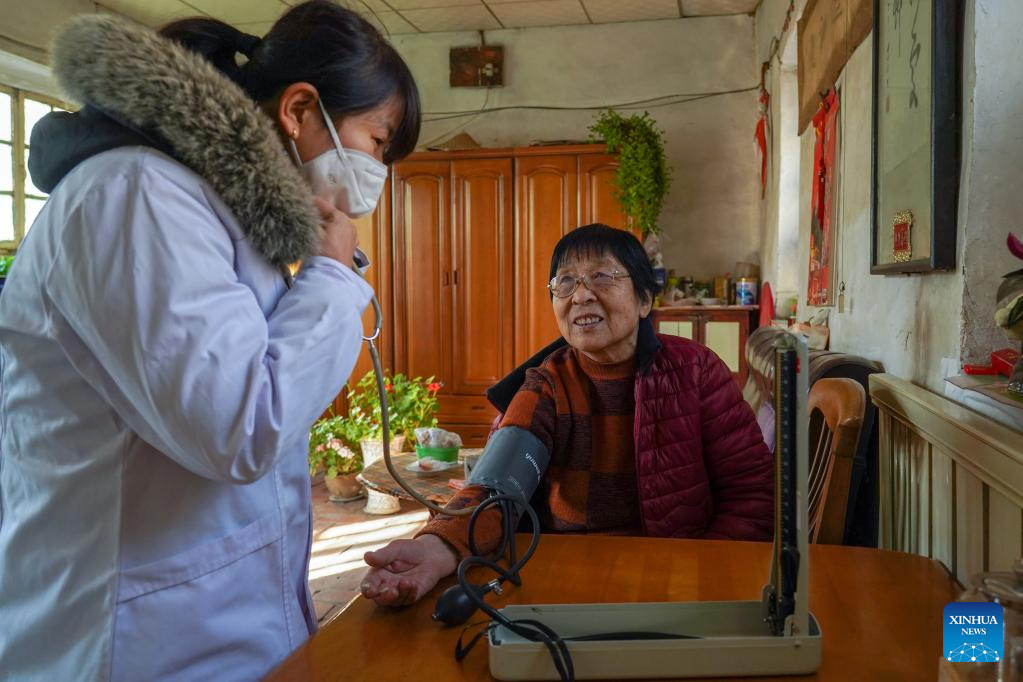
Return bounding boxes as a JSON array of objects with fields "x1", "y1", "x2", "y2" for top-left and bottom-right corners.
[{"x1": 361, "y1": 534, "x2": 458, "y2": 607}]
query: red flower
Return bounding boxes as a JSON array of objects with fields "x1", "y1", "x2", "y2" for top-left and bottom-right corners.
[{"x1": 428, "y1": 382, "x2": 442, "y2": 392}]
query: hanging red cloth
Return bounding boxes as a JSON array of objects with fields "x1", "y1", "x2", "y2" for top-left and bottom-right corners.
[
  {"x1": 808, "y1": 89, "x2": 839, "y2": 307},
  {"x1": 754, "y1": 87, "x2": 770, "y2": 198}
]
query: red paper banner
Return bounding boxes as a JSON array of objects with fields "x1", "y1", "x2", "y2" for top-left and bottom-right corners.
[{"x1": 808, "y1": 89, "x2": 839, "y2": 307}]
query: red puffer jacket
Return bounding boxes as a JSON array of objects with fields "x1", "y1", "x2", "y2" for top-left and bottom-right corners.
[
  {"x1": 486, "y1": 318, "x2": 774, "y2": 541},
  {"x1": 635, "y1": 333, "x2": 774, "y2": 540}
]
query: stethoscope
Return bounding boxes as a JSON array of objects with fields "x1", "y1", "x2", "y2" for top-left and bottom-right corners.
[{"x1": 359, "y1": 283, "x2": 478, "y2": 519}]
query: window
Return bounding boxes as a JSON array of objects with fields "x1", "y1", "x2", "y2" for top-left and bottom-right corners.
[{"x1": 0, "y1": 85, "x2": 71, "y2": 252}]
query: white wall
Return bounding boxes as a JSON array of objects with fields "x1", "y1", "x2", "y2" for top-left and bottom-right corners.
[
  {"x1": 755, "y1": 1, "x2": 1014, "y2": 392},
  {"x1": 392, "y1": 16, "x2": 760, "y2": 280},
  {"x1": 958, "y1": 0, "x2": 1023, "y2": 364},
  {"x1": 755, "y1": 0, "x2": 799, "y2": 65}
]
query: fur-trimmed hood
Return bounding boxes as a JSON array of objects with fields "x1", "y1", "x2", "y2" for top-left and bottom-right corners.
[{"x1": 31, "y1": 14, "x2": 317, "y2": 267}]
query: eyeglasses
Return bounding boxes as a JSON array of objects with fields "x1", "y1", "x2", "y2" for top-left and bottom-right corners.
[{"x1": 548, "y1": 270, "x2": 631, "y2": 298}]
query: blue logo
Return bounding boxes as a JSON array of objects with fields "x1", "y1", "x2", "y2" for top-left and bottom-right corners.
[{"x1": 943, "y1": 602, "x2": 1003, "y2": 662}]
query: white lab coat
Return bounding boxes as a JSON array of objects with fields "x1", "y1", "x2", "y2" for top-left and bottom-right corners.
[{"x1": 0, "y1": 146, "x2": 372, "y2": 680}]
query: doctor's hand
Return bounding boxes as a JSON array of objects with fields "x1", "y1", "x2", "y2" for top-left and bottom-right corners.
[
  {"x1": 361, "y1": 535, "x2": 458, "y2": 607},
  {"x1": 313, "y1": 196, "x2": 358, "y2": 268}
]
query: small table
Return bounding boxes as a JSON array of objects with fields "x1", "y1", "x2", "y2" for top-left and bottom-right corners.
[{"x1": 358, "y1": 449, "x2": 482, "y2": 508}]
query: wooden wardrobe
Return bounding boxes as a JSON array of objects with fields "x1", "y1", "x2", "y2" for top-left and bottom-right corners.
[{"x1": 343, "y1": 144, "x2": 625, "y2": 447}]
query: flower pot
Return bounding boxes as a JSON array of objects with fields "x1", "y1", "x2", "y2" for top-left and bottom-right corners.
[
  {"x1": 363, "y1": 490, "x2": 401, "y2": 515},
  {"x1": 359, "y1": 435, "x2": 407, "y2": 468},
  {"x1": 324, "y1": 473, "x2": 364, "y2": 502}
]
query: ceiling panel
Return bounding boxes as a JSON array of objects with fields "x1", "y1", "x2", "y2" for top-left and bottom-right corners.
[
  {"x1": 399, "y1": 4, "x2": 501, "y2": 31},
  {"x1": 680, "y1": 0, "x2": 759, "y2": 17},
  {"x1": 99, "y1": 0, "x2": 759, "y2": 33},
  {"x1": 387, "y1": 0, "x2": 483, "y2": 9},
  {"x1": 490, "y1": 0, "x2": 588, "y2": 29},
  {"x1": 183, "y1": 0, "x2": 290, "y2": 23},
  {"x1": 280, "y1": 0, "x2": 391, "y2": 8},
  {"x1": 583, "y1": 0, "x2": 679, "y2": 24},
  {"x1": 363, "y1": 10, "x2": 420, "y2": 34},
  {"x1": 340, "y1": 0, "x2": 391, "y2": 10},
  {"x1": 97, "y1": 0, "x2": 200, "y2": 27}
]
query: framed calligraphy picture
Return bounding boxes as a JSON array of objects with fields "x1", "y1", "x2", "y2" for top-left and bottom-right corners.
[{"x1": 870, "y1": 0, "x2": 960, "y2": 274}]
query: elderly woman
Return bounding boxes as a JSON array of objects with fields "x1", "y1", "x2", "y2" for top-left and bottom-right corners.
[{"x1": 361, "y1": 224, "x2": 773, "y2": 607}]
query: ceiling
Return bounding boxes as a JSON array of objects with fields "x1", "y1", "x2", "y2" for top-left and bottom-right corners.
[{"x1": 97, "y1": 0, "x2": 761, "y2": 36}]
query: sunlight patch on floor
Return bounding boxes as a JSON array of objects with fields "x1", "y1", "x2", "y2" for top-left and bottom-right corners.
[{"x1": 315, "y1": 509, "x2": 429, "y2": 540}]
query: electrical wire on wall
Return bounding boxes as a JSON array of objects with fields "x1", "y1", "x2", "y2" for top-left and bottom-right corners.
[
  {"x1": 420, "y1": 86, "x2": 492, "y2": 148},
  {"x1": 420, "y1": 85, "x2": 759, "y2": 124}
]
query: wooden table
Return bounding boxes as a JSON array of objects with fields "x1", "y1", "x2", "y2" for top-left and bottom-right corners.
[
  {"x1": 267, "y1": 535, "x2": 960, "y2": 681},
  {"x1": 357, "y1": 449, "x2": 482, "y2": 505}
]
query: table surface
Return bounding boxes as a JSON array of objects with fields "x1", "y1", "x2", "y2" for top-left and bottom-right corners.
[
  {"x1": 267, "y1": 535, "x2": 960, "y2": 681},
  {"x1": 357, "y1": 449, "x2": 482, "y2": 503}
]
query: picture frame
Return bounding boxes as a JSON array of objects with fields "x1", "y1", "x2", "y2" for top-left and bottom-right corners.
[{"x1": 870, "y1": 0, "x2": 960, "y2": 274}]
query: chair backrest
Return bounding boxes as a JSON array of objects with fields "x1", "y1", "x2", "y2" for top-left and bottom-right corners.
[{"x1": 808, "y1": 378, "x2": 866, "y2": 544}]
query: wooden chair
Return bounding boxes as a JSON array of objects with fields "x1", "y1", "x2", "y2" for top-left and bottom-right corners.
[
  {"x1": 746, "y1": 326, "x2": 883, "y2": 546},
  {"x1": 808, "y1": 377, "x2": 866, "y2": 544}
]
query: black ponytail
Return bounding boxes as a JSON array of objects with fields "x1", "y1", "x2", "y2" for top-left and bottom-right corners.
[
  {"x1": 158, "y1": 18, "x2": 260, "y2": 87},
  {"x1": 159, "y1": 0, "x2": 420, "y2": 163}
]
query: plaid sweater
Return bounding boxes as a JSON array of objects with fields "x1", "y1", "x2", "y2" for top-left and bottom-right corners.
[{"x1": 419, "y1": 348, "x2": 641, "y2": 559}]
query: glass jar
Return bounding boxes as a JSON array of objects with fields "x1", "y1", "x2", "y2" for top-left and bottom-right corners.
[{"x1": 956, "y1": 559, "x2": 1023, "y2": 681}]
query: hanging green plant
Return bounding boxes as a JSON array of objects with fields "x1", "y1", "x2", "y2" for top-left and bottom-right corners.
[{"x1": 588, "y1": 110, "x2": 671, "y2": 235}]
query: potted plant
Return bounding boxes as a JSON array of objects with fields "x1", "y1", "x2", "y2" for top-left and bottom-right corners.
[
  {"x1": 308, "y1": 413, "x2": 370, "y2": 502},
  {"x1": 347, "y1": 371, "x2": 443, "y2": 464},
  {"x1": 588, "y1": 109, "x2": 672, "y2": 236}
]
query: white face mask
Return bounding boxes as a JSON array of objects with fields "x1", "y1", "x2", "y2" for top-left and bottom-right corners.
[{"x1": 288, "y1": 99, "x2": 388, "y2": 218}]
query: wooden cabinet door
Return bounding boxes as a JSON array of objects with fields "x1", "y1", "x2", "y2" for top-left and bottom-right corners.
[
  {"x1": 578, "y1": 153, "x2": 627, "y2": 230},
  {"x1": 392, "y1": 160, "x2": 450, "y2": 385},
  {"x1": 653, "y1": 309, "x2": 752, "y2": 389},
  {"x1": 450, "y1": 158, "x2": 513, "y2": 399},
  {"x1": 346, "y1": 179, "x2": 393, "y2": 386},
  {"x1": 330, "y1": 179, "x2": 394, "y2": 416},
  {"x1": 651, "y1": 310, "x2": 704, "y2": 343},
  {"x1": 514, "y1": 155, "x2": 578, "y2": 363},
  {"x1": 702, "y1": 310, "x2": 752, "y2": 388}
]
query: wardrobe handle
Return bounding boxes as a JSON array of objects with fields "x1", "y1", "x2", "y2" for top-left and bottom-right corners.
[{"x1": 453, "y1": 270, "x2": 459, "y2": 286}]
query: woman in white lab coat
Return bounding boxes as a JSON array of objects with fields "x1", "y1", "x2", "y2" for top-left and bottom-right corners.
[{"x1": 0, "y1": 3, "x2": 419, "y2": 679}]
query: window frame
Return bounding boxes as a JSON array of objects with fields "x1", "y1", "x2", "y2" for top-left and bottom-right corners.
[{"x1": 0, "y1": 84, "x2": 72, "y2": 254}]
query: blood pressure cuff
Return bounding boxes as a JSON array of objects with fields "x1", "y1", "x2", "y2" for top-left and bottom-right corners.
[{"x1": 467, "y1": 426, "x2": 549, "y2": 503}]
